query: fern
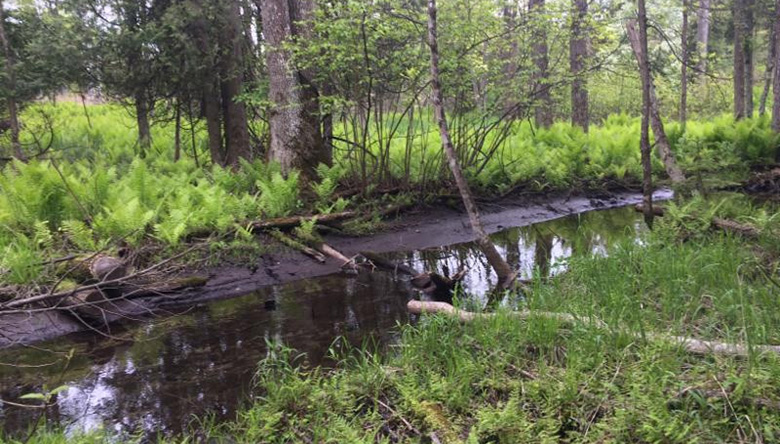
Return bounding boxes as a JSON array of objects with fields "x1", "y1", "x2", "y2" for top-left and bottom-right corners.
[{"x1": 257, "y1": 171, "x2": 301, "y2": 218}]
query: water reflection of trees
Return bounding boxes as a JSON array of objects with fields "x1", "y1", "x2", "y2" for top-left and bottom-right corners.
[{"x1": 0, "y1": 272, "x2": 414, "y2": 438}]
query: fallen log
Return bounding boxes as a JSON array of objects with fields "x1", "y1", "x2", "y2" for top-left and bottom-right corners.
[
  {"x1": 711, "y1": 218, "x2": 761, "y2": 239},
  {"x1": 62, "y1": 276, "x2": 209, "y2": 322},
  {"x1": 407, "y1": 300, "x2": 780, "y2": 357},
  {"x1": 268, "y1": 230, "x2": 326, "y2": 263},
  {"x1": 634, "y1": 205, "x2": 764, "y2": 239},
  {"x1": 250, "y1": 211, "x2": 358, "y2": 231}
]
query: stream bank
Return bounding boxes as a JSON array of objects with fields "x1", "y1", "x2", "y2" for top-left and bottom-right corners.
[{"x1": 0, "y1": 189, "x2": 672, "y2": 348}]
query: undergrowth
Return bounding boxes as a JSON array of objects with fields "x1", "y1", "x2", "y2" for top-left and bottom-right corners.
[{"x1": 1, "y1": 103, "x2": 777, "y2": 287}]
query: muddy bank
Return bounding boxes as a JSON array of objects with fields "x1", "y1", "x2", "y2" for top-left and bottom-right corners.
[{"x1": 0, "y1": 188, "x2": 671, "y2": 348}]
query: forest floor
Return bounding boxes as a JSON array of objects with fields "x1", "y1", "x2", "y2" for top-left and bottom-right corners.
[{"x1": 0, "y1": 185, "x2": 671, "y2": 347}]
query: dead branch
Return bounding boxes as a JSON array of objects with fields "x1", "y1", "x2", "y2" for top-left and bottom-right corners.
[
  {"x1": 2, "y1": 248, "x2": 198, "y2": 309},
  {"x1": 407, "y1": 300, "x2": 780, "y2": 357}
]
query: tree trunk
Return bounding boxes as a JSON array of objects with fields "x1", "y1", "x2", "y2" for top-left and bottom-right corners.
[
  {"x1": 637, "y1": 0, "x2": 655, "y2": 228},
  {"x1": 773, "y1": 0, "x2": 780, "y2": 161},
  {"x1": 530, "y1": 0, "x2": 552, "y2": 128},
  {"x1": 261, "y1": 0, "x2": 327, "y2": 180},
  {"x1": 427, "y1": 0, "x2": 515, "y2": 289},
  {"x1": 203, "y1": 83, "x2": 224, "y2": 165},
  {"x1": 134, "y1": 92, "x2": 151, "y2": 158},
  {"x1": 681, "y1": 0, "x2": 690, "y2": 128},
  {"x1": 696, "y1": 0, "x2": 711, "y2": 76},
  {"x1": 734, "y1": 0, "x2": 746, "y2": 120},
  {"x1": 220, "y1": 0, "x2": 252, "y2": 167},
  {"x1": 0, "y1": 0, "x2": 23, "y2": 161},
  {"x1": 626, "y1": 20, "x2": 686, "y2": 183},
  {"x1": 570, "y1": 0, "x2": 589, "y2": 132},
  {"x1": 759, "y1": 14, "x2": 776, "y2": 116},
  {"x1": 745, "y1": 0, "x2": 755, "y2": 118},
  {"x1": 174, "y1": 101, "x2": 181, "y2": 162}
]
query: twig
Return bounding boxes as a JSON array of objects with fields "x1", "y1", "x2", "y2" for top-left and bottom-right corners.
[{"x1": 3, "y1": 247, "x2": 199, "y2": 309}]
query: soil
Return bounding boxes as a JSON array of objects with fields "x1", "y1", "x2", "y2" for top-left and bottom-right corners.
[{"x1": 0, "y1": 188, "x2": 672, "y2": 348}]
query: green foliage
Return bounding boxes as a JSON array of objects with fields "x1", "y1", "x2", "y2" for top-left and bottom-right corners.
[{"x1": 257, "y1": 170, "x2": 301, "y2": 219}]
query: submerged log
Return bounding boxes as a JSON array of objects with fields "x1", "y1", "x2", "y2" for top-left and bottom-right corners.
[
  {"x1": 359, "y1": 251, "x2": 419, "y2": 276},
  {"x1": 407, "y1": 300, "x2": 780, "y2": 357}
]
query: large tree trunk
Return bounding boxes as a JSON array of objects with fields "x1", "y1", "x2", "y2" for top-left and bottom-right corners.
[
  {"x1": 570, "y1": 0, "x2": 589, "y2": 132},
  {"x1": 427, "y1": 0, "x2": 515, "y2": 289},
  {"x1": 760, "y1": 13, "x2": 777, "y2": 116},
  {"x1": 773, "y1": 0, "x2": 780, "y2": 161},
  {"x1": 637, "y1": 0, "x2": 655, "y2": 228},
  {"x1": 734, "y1": 0, "x2": 747, "y2": 120},
  {"x1": 696, "y1": 0, "x2": 711, "y2": 77},
  {"x1": 530, "y1": 0, "x2": 552, "y2": 128},
  {"x1": 745, "y1": 0, "x2": 755, "y2": 118},
  {"x1": 0, "y1": 0, "x2": 21, "y2": 160},
  {"x1": 203, "y1": 83, "x2": 224, "y2": 165},
  {"x1": 220, "y1": 0, "x2": 252, "y2": 167},
  {"x1": 134, "y1": 92, "x2": 152, "y2": 158},
  {"x1": 261, "y1": 0, "x2": 327, "y2": 180},
  {"x1": 681, "y1": 0, "x2": 690, "y2": 128},
  {"x1": 626, "y1": 20, "x2": 686, "y2": 183}
]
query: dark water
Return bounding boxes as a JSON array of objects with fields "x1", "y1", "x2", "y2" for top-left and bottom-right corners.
[{"x1": 0, "y1": 205, "x2": 644, "y2": 439}]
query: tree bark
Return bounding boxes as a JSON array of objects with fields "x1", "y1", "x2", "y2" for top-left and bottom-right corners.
[
  {"x1": 261, "y1": 0, "x2": 327, "y2": 180},
  {"x1": 773, "y1": 0, "x2": 780, "y2": 161},
  {"x1": 427, "y1": 0, "x2": 515, "y2": 289},
  {"x1": 637, "y1": 0, "x2": 655, "y2": 228},
  {"x1": 174, "y1": 101, "x2": 182, "y2": 162},
  {"x1": 570, "y1": 0, "x2": 589, "y2": 132},
  {"x1": 695, "y1": 0, "x2": 711, "y2": 77},
  {"x1": 203, "y1": 83, "x2": 224, "y2": 165},
  {"x1": 626, "y1": 20, "x2": 686, "y2": 183},
  {"x1": 680, "y1": 0, "x2": 690, "y2": 128},
  {"x1": 134, "y1": 92, "x2": 152, "y2": 158},
  {"x1": 220, "y1": 0, "x2": 252, "y2": 167},
  {"x1": 734, "y1": 0, "x2": 747, "y2": 120},
  {"x1": 745, "y1": 0, "x2": 755, "y2": 118},
  {"x1": 530, "y1": 0, "x2": 552, "y2": 128},
  {"x1": 760, "y1": 13, "x2": 776, "y2": 116},
  {"x1": 0, "y1": 0, "x2": 23, "y2": 161}
]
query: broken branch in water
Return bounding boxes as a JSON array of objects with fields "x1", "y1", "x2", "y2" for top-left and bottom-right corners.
[{"x1": 407, "y1": 300, "x2": 780, "y2": 357}]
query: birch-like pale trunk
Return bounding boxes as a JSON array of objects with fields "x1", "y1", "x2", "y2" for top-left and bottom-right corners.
[{"x1": 626, "y1": 20, "x2": 686, "y2": 184}]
